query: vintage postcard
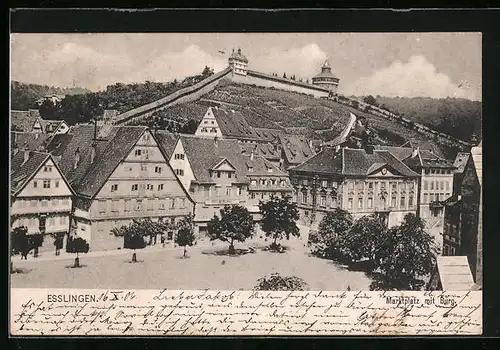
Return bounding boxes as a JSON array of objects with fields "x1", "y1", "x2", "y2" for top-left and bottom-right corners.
[{"x1": 9, "y1": 32, "x2": 482, "y2": 336}]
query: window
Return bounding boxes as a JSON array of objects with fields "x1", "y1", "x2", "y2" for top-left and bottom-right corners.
[
  {"x1": 55, "y1": 180, "x2": 60, "y2": 188},
  {"x1": 228, "y1": 172, "x2": 232, "y2": 179},
  {"x1": 445, "y1": 181, "x2": 450, "y2": 191},
  {"x1": 159, "y1": 201, "x2": 165, "y2": 210},
  {"x1": 33, "y1": 181, "x2": 37, "y2": 188},
  {"x1": 99, "y1": 200, "x2": 106, "y2": 214},
  {"x1": 400, "y1": 196, "x2": 406, "y2": 207},
  {"x1": 320, "y1": 196, "x2": 326, "y2": 207},
  {"x1": 204, "y1": 120, "x2": 208, "y2": 124},
  {"x1": 44, "y1": 166, "x2": 53, "y2": 172},
  {"x1": 147, "y1": 199, "x2": 154, "y2": 211},
  {"x1": 348, "y1": 198, "x2": 353, "y2": 210},
  {"x1": 304, "y1": 211, "x2": 309, "y2": 217},
  {"x1": 43, "y1": 180, "x2": 51, "y2": 188},
  {"x1": 367, "y1": 197, "x2": 373, "y2": 209},
  {"x1": 303, "y1": 179, "x2": 308, "y2": 186},
  {"x1": 430, "y1": 181, "x2": 434, "y2": 190},
  {"x1": 226, "y1": 188, "x2": 232, "y2": 196},
  {"x1": 423, "y1": 193, "x2": 429, "y2": 204},
  {"x1": 49, "y1": 217, "x2": 55, "y2": 226},
  {"x1": 51, "y1": 199, "x2": 58, "y2": 206},
  {"x1": 216, "y1": 171, "x2": 221, "y2": 178},
  {"x1": 248, "y1": 166, "x2": 254, "y2": 172},
  {"x1": 131, "y1": 184, "x2": 138, "y2": 191},
  {"x1": 144, "y1": 133, "x2": 150, "y2": 141},
  {"x1": 358, "y1": 198, "x2": 363, "y2": 209},
  {"x1": 321, "y1": 180, "x2": 328, "y2": 188},
  {"x1": 348, "y1": 182, "x2": 354, "y2": 190},
  {"x1": 302, "y1": 192, "x2": 308, "y2": 204},
  {"x1": 440, "y1": 181, "x2": 444, "y2": 190},
  {"x1": 141, "y1": 164, "x2": 147, "y2": 171},
  {"x1": 281, "y1": 180, "x2": 286, "y2": 187},
  {"x1": 425, "y1": 169, "x2": 430, "y2": 175},
  {"x1": 261, "y1": 193, "x2": 265, "y2": 200},
  {"x1": 423, "y1": 180, "x2": 428, "y2": 190},
  {"x1": 59, "y1": 216, "x2": 67, "y2": 225},
  {"x1": 30, "y1": 200, "x2": 37, "y2": 207},
  {"x1": 112, "y1": 200, "x2": 119, "y2": 213},
  {"x1": 204, "y1": 186, "x2": 210, "y2": 198},
  {"x1": 158, "y1": 184, "x2": 164, "y2": 191},
  {"x1": 211, "y1": 121, "x2": 215, "y2": 125},
  {"x1": 251, "y1": 192, "x2": 256, "y2": 199},
  {"x1": 135, "y1": 149, "x2": 142, "y2": 156},
  {"x1": 144, "y1": 150, "x2": 149, "y2": 159},
  {"x1": 135, "y1": 200, "x2": 143, "y2": 211},
  {"x1": 175, "y1": 169, "x2": 184, "y2": 176},
  {"x1": 450, "y1": 246, "x2": 456, "y2": 255},
  {"x1": 238, "y1": 187, "x2": 243, "y2": 196},
  {"x1": 216, "y1": 187, "x2": 221, "y2": 197},
  {"x1": 368, "y1": 182, "x2": 373, "y2": 190},
  {"x1": 330, "y1": 196, "x2": 337, "y2": 208},
  {"x1": 146, "y1": 184, "x2": 153, "y2": 191},
  {"x1": 111, "y1": 184, "x2": 118, "y2": 192},
  {"x1": 125, "y1": 166, "x2": 133, "y2": 172},
  {"x1": 171, "y1": 198, "x2": 176, "y2": 209},
  {"x1": 443, "y1": 244, "x2": 449, "y2": 256},
  {"x1": 174, "y1": 154, "x2": 185, "y2": 160},
  {"x1": 391, "y1": 196, "x2": 397, "y2": 208},
  {"x1": 155, "y1": 166, "x2": 162, "y2": 174}
]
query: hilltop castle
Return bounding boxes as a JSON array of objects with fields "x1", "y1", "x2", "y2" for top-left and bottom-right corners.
[{"x1": 227, "y1": 48, "x2": 339, "y2": 98}]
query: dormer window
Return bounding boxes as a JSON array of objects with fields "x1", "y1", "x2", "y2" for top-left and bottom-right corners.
[
  {"x1": 135, "y1": 149, "x2": 142, "y2": 156},
  {"x1": 248, "y1": 166, "x2": 254, "y2": 172}
]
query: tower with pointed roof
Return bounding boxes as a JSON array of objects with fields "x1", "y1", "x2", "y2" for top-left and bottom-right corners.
[
  {"x1": 228, "y1": 48, "x2": 249, "y2": 76},
  {"x1": 312, "y1": 60, "x2": 340, "y2": 94}
]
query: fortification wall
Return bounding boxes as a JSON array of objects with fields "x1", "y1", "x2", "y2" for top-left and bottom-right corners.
[
  {"x1": 116, "y1": 67, "x2": 232, "y2": 125},
  {"x1": 230, "y1": 72, "x2": 330, "y2": 98}
]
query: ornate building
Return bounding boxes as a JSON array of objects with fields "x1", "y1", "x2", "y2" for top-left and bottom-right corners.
[{"x1": 288, "y1": 146, "x2": 420, "y2": 229}]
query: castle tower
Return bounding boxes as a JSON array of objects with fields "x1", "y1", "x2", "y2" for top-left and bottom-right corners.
[
  {"x1": 312, "y1": 60, "x2": 340, "y2": 94},
  {"x1": 228, "y1": 48, "x2": 249, "y2": 76}
]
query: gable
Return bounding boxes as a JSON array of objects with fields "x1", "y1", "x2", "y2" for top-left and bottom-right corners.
[
  {"x1": 368, "y1": 166, "x2": 401, "y2": 177},
  {"x1": 212, "y1": 158, "x2": 237, "y2": 172}
]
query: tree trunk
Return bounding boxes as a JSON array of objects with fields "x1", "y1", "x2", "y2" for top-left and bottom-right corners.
[
  {"x1": 34, "y1": 247, "x2": 39, "y2": 258},
  {"x1": 183, "y1": 246, "x2": 187, "y2": 258},
  {"x1": 74, "y1": 257, "x2": 80, "y2": 268},
  {"x1": 229, "y1": 240, "x2": 235, "y2": 255},
  {"x1": 132, "y1": 252, "x2": 137, "y2": 263}
]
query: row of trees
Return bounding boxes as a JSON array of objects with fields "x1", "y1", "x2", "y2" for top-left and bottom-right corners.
[
  {"x1": 207, "y1": 196, "x2": 299, "y2": 254},
  {"x1": 271, "y1": 72, "x2": 308, "y2": 83},
  {"x1": 309, "y1": 209, "x2": 437, "y2": 290}
]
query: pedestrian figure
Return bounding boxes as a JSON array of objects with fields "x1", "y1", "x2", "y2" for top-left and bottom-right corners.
[{"x1": 347, "y1": 285, "x2": 351, "y2": 291}]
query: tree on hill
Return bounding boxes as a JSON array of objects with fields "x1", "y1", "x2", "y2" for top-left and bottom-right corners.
[
  {"x1": 283, "y1": 73, "x2": 287, "y2": 79},
  {"x1": 363, "y1": 95, "x2": 379, "y2": 107},
  {"x1": 373, "y1": 213, "x2": 437, "y2": 290},
  {"x1": 66, "y1": 236, "x2": 89, "y2": 268},
  {"x1": 259, "y1": 195, "x2": 299, "y2": 251},
  {"x1": 175, "y1": 214, "x2": 196, "y2": 258},
  {"x1": 207, "y1": 205, "x2": 254, "y2": 254}
]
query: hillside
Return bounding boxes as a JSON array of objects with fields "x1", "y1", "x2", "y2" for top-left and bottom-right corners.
[
  {"x1": 367, "y1": 96, "x2": 482, "y2": 142},
  {"x1": 10, "y1": 81, "x2": 91, "y2": 110}
]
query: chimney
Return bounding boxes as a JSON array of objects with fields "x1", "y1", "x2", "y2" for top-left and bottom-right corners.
[
  {"x1": 22, "y1": 149, "x2": 30, "y2": 165},
  {"x1": 90, "y1": 142, "x2": 96, "y2": 164},
  {"x1": 74, "y1": 147, "x2": 80, "y2": 169}
]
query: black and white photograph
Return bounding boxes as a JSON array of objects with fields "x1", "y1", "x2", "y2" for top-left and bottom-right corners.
[{"x1": 9, "y1": 32, "x2": 482, "y2": 296}]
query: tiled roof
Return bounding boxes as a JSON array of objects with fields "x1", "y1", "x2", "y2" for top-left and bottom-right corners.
[
  {"x1": 373, "y1": 145, "x2": 413, "y2": 161},
  {"x1": 10, "y1": 151, "x2": 50, "y2": 195},
  {"x1": 375, "y1": 145, "x2": 455, "y2": 169},
  {"x1": 10, "y1": 109, "x2": 40, "y2": 132},
  {"x1": 211, "y1": 106, "x2": 262, "y2": 141},
  {"x1": 154, "y1": 131, "x2": 179, "y2": 159},
  {"x1": 436, "y1": 256, "x2": 475, "y2": 291},
  {"x1": 179, "y1": 136, "x2": 248, "y2": 183},
  {"x1": 253, "y1": 127, "x2": 283, "y2": 141},
  {"x1": 313, "y1": 61, "x2": 339, "y2": 80},
  {"x1": 278, "y1": 134, "x2": 315, "y2": 165},
  {"x1": 290, "y1": 147, "x2": 419, "y2": 177},
  {"x1": 240, "y1": 143, "x2": 281, "y2": 160},
  {"x1": 242, "y1": 154, "x2": 287, "y2": 177},
  {"x1": 11, "y1": 132, "x2": 53, "y2": 152},
  {"x1": 229, "y1": 48, "x2": 248, "y2": 63},
  {"x1": 44, "y1": 124, "x2": 147, "y2": 198},
  {"x1": 453, "y1": 152, "x2": 471, "y2": 174}
]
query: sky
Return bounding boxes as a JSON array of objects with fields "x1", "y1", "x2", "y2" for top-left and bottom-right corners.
[{"x1": 10, "y1": 33, "x2": 482, "y2": 101}]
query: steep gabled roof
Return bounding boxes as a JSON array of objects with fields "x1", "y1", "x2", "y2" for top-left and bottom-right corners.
[
  {"x1": 242, "y1": 154, "x2": 288, "y2": 177},
  {"x1": 290, "y1": 147, "x2": 419, "y2": 177},
  {"x1": 10, "y1": 151, "x2": 50, "y2": 195},
  {"x1": 471, "y1": 142, "x2": 482, "y2": 187},
  {"x1": 44, "y1": 124, "x2": 148, "y2": 198},
  {"x1": 278, "y1": 134, "x2": 315, "y2": 165},
  {"x1": 154, "y1": 130, "x2": 179, "y2": 160},
  {"x1": 211, "y1": 106, "x2": 261, "y2": 140},
  {"x1": 11, "y1": 132, "x2": 53, "y2": 152},
  {"x1": 179, "y1": 135, "x2": 248, "y2": 183},
  {"x1": 10, "y1": 109, "x2": 40, "y2": 132}
]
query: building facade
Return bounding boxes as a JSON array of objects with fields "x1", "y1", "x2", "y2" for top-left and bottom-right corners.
[
  {"x1": 10, "y1": 150, "x2": 73, "y2": 253},
  {"x1": 45, "y1": 125, "x2": 193, "y2": 251},
  {"x1": 289, "y1": 146, "x2": 420, "y2": 229}
]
